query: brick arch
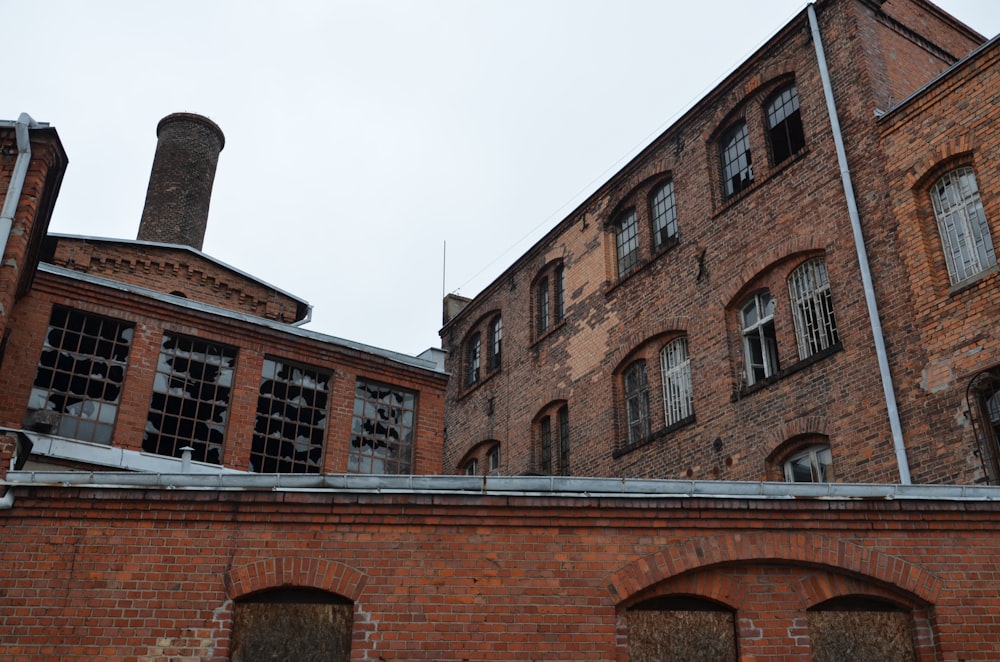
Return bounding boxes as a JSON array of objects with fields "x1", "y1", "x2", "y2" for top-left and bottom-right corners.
[
  {"x1": 766, "y1": 415, "x2": 830, "y2": 452},
  {"x1": 703, "y1": 67, "x2": 799, "y2": 142},
  {"x1": 604, "y1": 158, "x2": 673, "y2": 220},
  {"x1": 608, "y1": 316, "x2": 689, "y2": 372},
  {"x1": 797, "y1": 571, "x2": 925, "y2": 609},
  {"x1": 225, "y1": 557, "x2": 367, "y2": 602},
  {"x1": 904, "y1": 135, "x2": 975, "y2": 189},
  {"x1": 606, "y1": 532, "x2": 941, "y2": 606},
  {"x1": 717, "y1": 237, "x2": 827, "y2": 308}
]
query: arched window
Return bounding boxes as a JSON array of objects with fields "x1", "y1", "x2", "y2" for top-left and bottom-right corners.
[
  {"x1": 465, "y1": 332, "x2": 481, "y2": 386},
  {"x1": 660, "y1": 337, "x2": 694, "y2": 427},
  {"x1": 615, "y1": 209, "x2": 641, "y2": 277},
  {"x1": 930, "y1": 166, "x2": 996, "y2": 285},
  {"x1": 721, "y1": 121, "x2": 753, "y2": 197},
  {"x1": 766, "y1": 84, "x2": 804, "y2": 164},
  {"x1": 537, "y1": 276, "x2": 550, "y2": 333},
  {"x1": 624, "y1": 360, "x2": 651, "y2": 444},
  {"x1": 554, "y1": 265, "x2": 566, "y2": 323},
  {"x1": 783, "y1": 444, "x2": 834, "y2": 482},
  {"x1": 230, "y1": 588, "x2": 353, "y2": 661},
  {"x1": 788, "y1": 257, "x2": 839, "y2": 359},
  {"x1": 740, "y1": 291, "x2": 778, "y2": 384},
  {"x1": 649, "y1": 180, "x2": 678, "y2": 250},
  {"x1": 536, "y1": 404, "x2": 569, "y2": 475},
  {"x1": 487, "y1": 315, "x2": 502, "y2": 371}
]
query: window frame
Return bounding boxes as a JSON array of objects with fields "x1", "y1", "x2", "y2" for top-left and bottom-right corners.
[
  {"x1": 487, "y1": 315, "x2": 502, "y2": 372},
  {"x1": 788, "y1": 257, "x2": 839, "y2": 360},
  {"x1": 348, "y1": 378, "x2": 417, "y2": 475},
  {"x1": 721, "y1": 121, "x2": 753, "y2": 198},
  {"x1": 740, "y1": 291, "x2": 779, "y2": 385},
  {"x1": 465, "y1": 331, "x2": 481, "y2": 387},
  {"x1": 614, "y1": 208, "x2": 641, "y2": 278},
  {"x1": 930, "y1": 166, "x2": 997, "y2": 286},
  {"x1": 649, "y1": 180, "x2": 679, "y2": 251},
  {"x1": 765, "y1": 84, "x2": 804, "y2": 165},
  {"x1": 783, "y1": 444, "x2": 834, "y2": 483},
  {"x1": 660, "y1": 337, "x2": 694, "y2": 427},
  {"x1": 623, "y1": 360, "x2": 651, "y2": 445}
]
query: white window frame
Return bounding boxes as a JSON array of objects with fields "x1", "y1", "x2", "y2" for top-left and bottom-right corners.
[
  {"x1": 740, "y1": 292, "x2": 778, "y2": 385},
  {"x1": 783, "y1": 445, "x2": 833, "y2": 483},
  {"x1": 931, "y1": 167, "x2": 997, "y2": 285},
  {"x1": 623, "y1": 360, "x2": 650, "y2": 444},
  {"x1": 660, "y1": 337, "x2": 693, "y2": 427},
  {"x1": 788, "y1": 258, "x2": 839, "y2": 359}
]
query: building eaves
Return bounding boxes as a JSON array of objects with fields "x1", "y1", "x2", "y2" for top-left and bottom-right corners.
[{"x1": 39, "y1": 263, "x2": 444, "y2": 374}]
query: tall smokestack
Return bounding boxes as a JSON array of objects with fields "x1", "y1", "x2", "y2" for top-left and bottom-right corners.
[{"x1": 137, "y1": 113, "x2": 225, "y2": 251}]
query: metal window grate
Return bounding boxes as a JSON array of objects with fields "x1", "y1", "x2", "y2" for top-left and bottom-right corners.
[
  {"x1": 251, "y1": 358, "x2": 330, "y2": 473},
  {"x1": 28, "y1": 307, "x2": 133, "y2": 444},
  {"x1": 931, "y1": 167, "x2": 996, "y2": 284},
  {"x1": 789, "y1": 258, "x2": 839, "y2": 359},
  {"x1": 348, "y1": 379, "x2": 416, "y2": 474},
  {"x1": 660, "y1": 337, "x2": 694, "y2": 426},
  {"x1": 144, "y1": 333, "x2": 237, "y2": 464},
  {"x1": 650, "y1": 181, "x2": 678, "y2": 249}
]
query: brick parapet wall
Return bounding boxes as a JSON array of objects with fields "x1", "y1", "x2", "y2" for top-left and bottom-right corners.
[{"x1": 1, "y1": 486, "x2": 999, "y2": 660}]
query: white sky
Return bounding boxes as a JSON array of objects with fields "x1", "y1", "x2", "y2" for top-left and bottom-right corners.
[{"x1": 6, "y1": 1, "x2": 999, "y2": 356}]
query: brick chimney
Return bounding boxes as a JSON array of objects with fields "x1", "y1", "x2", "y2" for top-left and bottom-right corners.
[{"x1": 137, "y1": 113, "x2": 225, "y2": 251}]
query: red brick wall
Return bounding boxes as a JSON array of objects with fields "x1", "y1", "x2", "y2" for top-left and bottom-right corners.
[{"x1": 1, "y1": 483, "x2": 998, "y2": 660}]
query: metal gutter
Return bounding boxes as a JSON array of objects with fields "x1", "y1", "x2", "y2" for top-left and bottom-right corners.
[
  {"x1": 808, "y1": 4, "x2": 911, "y2": 484},
  {"x1": 4, "y1": 471, "x2": 1000, "y2": 501},
  {"x1": 0, "y1": 114, "x2": 42, "y2": 279}
]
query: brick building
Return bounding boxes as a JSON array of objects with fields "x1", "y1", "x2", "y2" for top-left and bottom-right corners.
[
  {"x1": 2, "y1": 0, "x2": 1000, "y2": 660},
  {"x1": 440, "y1": 0, "x2": 1000, "y2": 490}
]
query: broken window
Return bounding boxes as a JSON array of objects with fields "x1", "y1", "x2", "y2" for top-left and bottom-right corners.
[
  {"x1": 26, "y1": 307, "x2": 133, "y2": 444},
  {"x1": 250, "y1": 358, "x2": 330, "y2": 473},
  {"x1": 808, "y1": 597, "x2": 915, "y2": 662},
  {"x1": 660, "y1": 337, "x2": 694, "y2": 427},
  {"x1": 348, "y1": 379, "x2": 416, "y2": 474},
  {"x1": 931, "y1": 166, "x2": 996, "y2": 285},
  {"x1": 627, "y1": 596, "x2": 738, "y2": 662},
  {"x1": 783, "y1": 444, "x2": 834, "y2": 482},
  {"x1": 537, "y1": 276, "x2": 550, "y2": 334},
  {"x1": 144, "y1": 333, "x2": 236, "y2": 464},
  {"x1": 649, "y1": 180, "x2": 678, "y2": 250},
  {"x1": 615, "y1": 209, "x2": 640, "y2": 277},
  {"x1": 229, "y1": 588, "x2": 352, "y2": 662},
  {"x1": 624, "y1": 360, "x2": 651, "y2": 445},
  {"x1": 740, "y1": 291, "x2": 778, "y2": 385},
  {"x1": 721, "y1": 121, "x2": 753, "y2": 197},
  {"x1": 789, "y1": 257, "x2": 839, "y2": 359},
  {"x1": 487, "y1": 316, "x2": 502, "y2": 372},
  {"x1": 766, "y1": 84, "x2": 804, "y2": 164},
  {"x1": 466, "y1": 332, "x2": 481, "y2": 386}
]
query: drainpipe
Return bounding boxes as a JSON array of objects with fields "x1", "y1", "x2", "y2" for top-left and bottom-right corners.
[
  {"x1": 807, "y1": 4, "x2": 911, "y2": 484},
  {"x1": 0, "y1": 113, "x2": 38, "y2": 264}
]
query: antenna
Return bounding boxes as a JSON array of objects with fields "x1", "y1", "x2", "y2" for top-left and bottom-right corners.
[{"x1": 442, "y1": 240, "x2": 447, "y2": 300}]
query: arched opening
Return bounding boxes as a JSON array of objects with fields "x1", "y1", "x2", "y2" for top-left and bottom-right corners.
[{"x1": 627, "y1": 595, "x2": 737, "y2": 662}]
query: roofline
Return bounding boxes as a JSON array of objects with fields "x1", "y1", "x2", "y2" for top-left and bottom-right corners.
[
  {"x1": 6, "y1": 469, "x2": 1000, "y2": 503},
  {"x1": 47, "y1": 232, "x2": 311, "y2": 321},
  {"x1": 38, "y1": 263, "x2": 445, "y2": 374}
]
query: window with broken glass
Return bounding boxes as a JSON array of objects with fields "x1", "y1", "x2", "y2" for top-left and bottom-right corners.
[
  {"x1": 789, "y1": 258, "x2": 839, "y2": 359},
  {"x1": 26, "y1": 307, "x2": 134, "y2": 444},
  {"x1": 624, "y1": 360, "x2": 651, "y2": 445},
  {"x1": 348, "y1": 379, "x2": 416, "y2": 474},
  {"x1": 250, "y1": 358, "x2": 330, "y2": 473},
  {"x1": 144, "y1": 333, "x2": 236, "y2": 464},
  {"x1": 766, "y1": 84, "x2": 804, "y2": 165},
  {"x1": 615, "y1": 209, "x2": 641, "y2": 277},
  {"x1": 783, "y1": 444, "x2": 834, "y2": 482},
  {"x1": 740, "y1": 291, "x2": 778, "y2": 385},
  {"x1": 649, "y1": 180, "x2": 678, "y2": 250},
  {"x1": 930, "y1": 166, "x2": 997, "y2": 285},
  {"x1": 721, "y1": 121, "x2": 753, "y2": 197}
]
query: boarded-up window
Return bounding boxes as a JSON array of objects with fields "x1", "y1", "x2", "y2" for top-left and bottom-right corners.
[
  {"x1": 229, "y1": 588, "x2": 352, "y2": 662},
  {"x1": 809, "y1": 597, "x2": 915, "y2": 662},
  {"x1": 627, "y1": 596, "x2": 737, "y2": 662}
]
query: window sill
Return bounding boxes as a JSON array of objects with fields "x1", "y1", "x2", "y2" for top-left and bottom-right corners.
[
  {"x1": 458, "y1": 367, "x2": 501, "y2": 400},
  {"x1": 605, "y1": 237, "x2": 681, "y2": 295},
  {"x1": 612, "y1": 414, "x2": 696, "y2": 459},
  {"x1": 712, "y1": 147, "x2": 810, "y2": 218},
  {"x1": 732, "y1": 341, "x2": 842, "y2": 401},
  {"x1": 532, "y1": 318, "x2": 567, "y2": 347},
  {"x1": 948, "y1": 264, "x2": 998, "y2": 296}
]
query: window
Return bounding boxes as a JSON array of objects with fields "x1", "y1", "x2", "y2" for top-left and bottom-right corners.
[
  {"x1": 539, "y1": 415, "x2": 552, "y2": 474},
  {"x1": 348, "y1": 379, "x2": 417, "y2": 474},
  {"x1": 144, "y1": 333, "x2": 236, "y2": 464},
  {"x1": 649, "y1": 181, "x2": 678, "y2": 250},
  {"x1": 740, "y1": 292, "x2": 778, "y2": 385},
  {"x1": 624, "y1": 361, "x2": 651, "y2": 444},
  {"x1": 554, "y1": 265, "x2": 565, "y2": 323},
  {"x1": 487, "y1": 316, "x2": 502, "y2": 371},
  {"x1": 557, "y1": 405, "x2": 570, "y2": 475},
  {"x1": 967, "y1": 368, "x2": 1000, "y2": 483},
  {"x1": 721, "y1": 121, "x2": 753, "y2": 197},
  {"x1": 465, "y1": 332, "x2": 481, "y2": 386},
  {"x1": 26, "y1": 307, "x2": 133, "y2": 444},
  {"x1": 808, "y1": 597, "x2": 915, "y2": 662},
  {"x1": 660, "y1": 337, "x2": 694, "y2": 427},
  {"x1": 789, "y1": 258, "x2": 839, "y2": 359},
  {"x1": 251, "y1": 358, "x2": 330, "y2": 473},
  {"x1": 487, "y1": 444, "x2": 500, "y2": 473},
  {"x1": 536, "y1": 406, "x2": 569, "y2": 475},
  {"x1": 628, "y1": 597, "x2": 737, "y2": 662},
  {"x1": 615, "y1": 209, "x2": 640, "y2": 277},
  {"x1": 784, "y1": 445, "x2": 833, "y2": 482},
  {"x1": 230, "y1": 589, "x2": 352, "y2": 662},
  {"x1": 464, "y1": 458, "x2": 478, "y2": 476},
  {"x1": 766, "y1": 84, "x2": 804, "y2": 164},
  {"x1": 930, "y1": 167, "x2": 996, "y2": 285},
  {"x1": 537, "y1": 276, "x2": 550, "y2": 333}
]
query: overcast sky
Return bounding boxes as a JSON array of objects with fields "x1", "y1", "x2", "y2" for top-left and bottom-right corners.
[{"x1": 6, "y1": 1, "x2": 999, "y2": 356}]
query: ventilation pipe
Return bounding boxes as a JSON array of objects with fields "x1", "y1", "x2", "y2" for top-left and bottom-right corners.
[
  {"x1": 0, "y1": 113, "x2": 38, "y2": 268},
  {"x1": 807, "y1": 4, "x2": 911, "y2": 484}
]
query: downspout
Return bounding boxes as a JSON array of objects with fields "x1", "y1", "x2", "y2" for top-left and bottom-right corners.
[
  {"x1": 0, "y1": 113, "x2": 38, "y2": 262},
  {"x1": 807, "y1": 4, "x2": 911, "y2": 484}
]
